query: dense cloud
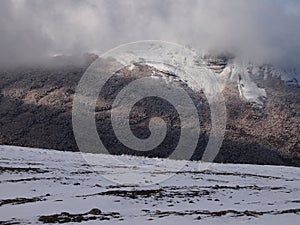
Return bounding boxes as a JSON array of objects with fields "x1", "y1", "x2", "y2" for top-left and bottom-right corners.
[{"x1": 0, "y1": 0, "x2": 300, "y2": 68}]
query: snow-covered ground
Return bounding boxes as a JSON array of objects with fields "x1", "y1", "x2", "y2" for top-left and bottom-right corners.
[{"x1": 1, "y1": 145, "x2": 300, "y2": 224}]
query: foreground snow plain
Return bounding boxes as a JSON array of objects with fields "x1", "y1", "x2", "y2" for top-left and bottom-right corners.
[{"x1": 1, "y1": 145, "x2": 300, "y2": 224}]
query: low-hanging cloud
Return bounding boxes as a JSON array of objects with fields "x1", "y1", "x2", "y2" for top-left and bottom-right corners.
[{"x1": 1, "y1": 0, "x2": 300, "y2": 68}]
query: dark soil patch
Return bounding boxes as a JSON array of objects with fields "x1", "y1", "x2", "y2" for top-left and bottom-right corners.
[
  {"x1": 0, "y1": 166, "x2": 48, "y2": 174},
  {"x1": 144, "y1": 208, "x2": 300, "y2": 219},
  {"x1": 38, "y1": 208, "x2": 121, "y2": 224},
  {"x1": 76, "y1": 188, "x2": 211, "y2": 200},
  {"x1": 1, "y1": 177, "x2": 59, "y2": 183},
  {"x1": 0, "y1": 196, "x2": 45, "y2": 206}
]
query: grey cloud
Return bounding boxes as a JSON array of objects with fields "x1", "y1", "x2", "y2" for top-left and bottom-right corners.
[{"x1": 0, "y1": 0, "x2": 299, "y2": 69}]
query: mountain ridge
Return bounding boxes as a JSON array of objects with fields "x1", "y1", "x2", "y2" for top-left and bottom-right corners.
[{"x1": 0, "y1": 53, "x2": 299, "y2": 166}]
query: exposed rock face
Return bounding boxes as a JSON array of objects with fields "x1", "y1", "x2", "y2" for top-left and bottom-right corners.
[{"x1": 0, "y1": 54, "x2": 299, "y2": 166}]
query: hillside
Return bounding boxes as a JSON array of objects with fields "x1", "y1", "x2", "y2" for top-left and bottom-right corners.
[{"x1": 0, "y1": 53, "x2": 299, "y2": 166}]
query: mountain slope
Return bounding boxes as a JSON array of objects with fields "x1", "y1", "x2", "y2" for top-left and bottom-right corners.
[{"x1": 0, "y1": 53, "x2": 299, "y2": 166}]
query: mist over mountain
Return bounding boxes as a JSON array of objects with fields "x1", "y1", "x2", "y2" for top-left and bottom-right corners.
[
  {"x1": 0, "y1": 1, "x2": 299, "y2": 166},
  {"x1": 1, "y1": 0, "x2": 300, "y2": 72}
]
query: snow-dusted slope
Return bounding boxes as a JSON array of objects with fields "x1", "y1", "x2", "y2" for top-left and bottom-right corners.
[
  {"x1": 1, "y1": 145, "x2": 300, "y2": 224},
  {"x1": 108, "y1": 42, "x2": 299, "y2": 107},
  {"x1": 219, "y1": 62, "x2": 299, "y2": 106}
]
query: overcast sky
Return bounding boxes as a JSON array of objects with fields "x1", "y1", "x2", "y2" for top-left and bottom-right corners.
[{"x1": 1, "y1": 0, "x2": 300, "y2": 68}]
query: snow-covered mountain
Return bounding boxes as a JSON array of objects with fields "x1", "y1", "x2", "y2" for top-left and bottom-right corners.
[
  {"x1": 1, "y1": 145, "x2": 300, "y2": 224},
  {"x1": 109, "y1": 43, "x2": 299, "y2": 107},
  {"x1": 0, "y1": 52, "x2": 299, "y2": 166}
]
